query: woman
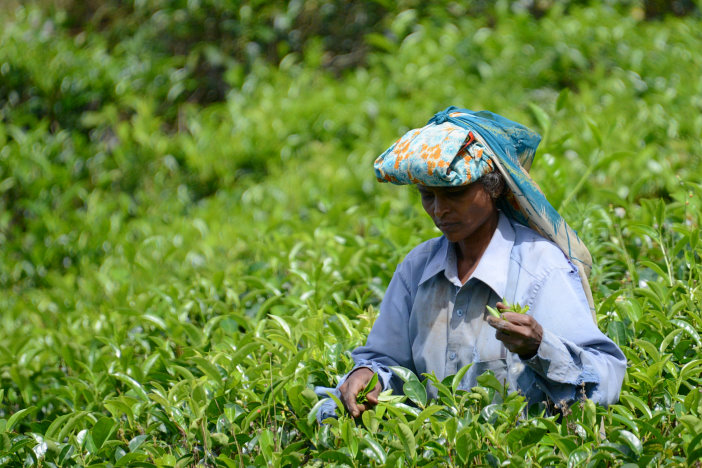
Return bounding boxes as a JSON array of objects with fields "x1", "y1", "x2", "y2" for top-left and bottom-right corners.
[{"x1": 319, "y1": 107, "x2": 626, "y2": 420}]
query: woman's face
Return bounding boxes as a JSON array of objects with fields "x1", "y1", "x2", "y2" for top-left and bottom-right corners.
[{"x1": 417, "y1": 183, "x2": 497, "y2": 243}]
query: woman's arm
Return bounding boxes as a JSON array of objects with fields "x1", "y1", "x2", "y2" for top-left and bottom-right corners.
[
  {"x1": 343, "y1": 263, "x2": 417, "y2": 399},
  {"x1": 493, "y1": 266, "x2": 627, "y2": 406}
]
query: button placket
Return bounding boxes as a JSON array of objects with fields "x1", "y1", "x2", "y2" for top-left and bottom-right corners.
[
  {"x1": 445, "y1": 283, "x2": 468, "y2": 377},
  {"x1": 444, "y1": 346, "x2": 459, "y2": 376}
]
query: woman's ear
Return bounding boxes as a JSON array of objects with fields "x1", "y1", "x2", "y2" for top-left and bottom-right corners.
[{"x1": 479, "y1": 172, "x2": 506, "y2": 199}]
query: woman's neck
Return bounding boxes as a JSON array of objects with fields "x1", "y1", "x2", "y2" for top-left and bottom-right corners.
[{"x1": 455, "y1": 211, "x2": 500, "y2": 283}]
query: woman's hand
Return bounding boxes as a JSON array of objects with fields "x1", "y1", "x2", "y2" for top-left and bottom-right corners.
[
  {"x1": 486, "y1": 302, "x2": 543, "y2": 359},
  {"x1": 339, "y1": 367, "x2": 382, "y2": 418}
]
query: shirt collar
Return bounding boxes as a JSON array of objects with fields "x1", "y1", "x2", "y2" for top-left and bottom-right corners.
[
  {"x1": 418, "y1": 212, "x2": 516, "y2": 297},
  {"x1": 471, "y1": 212, "x2": 515, "y2": 298},
  {"x1": 419, "y1": 237, "x2": 449, "y2": 286}
]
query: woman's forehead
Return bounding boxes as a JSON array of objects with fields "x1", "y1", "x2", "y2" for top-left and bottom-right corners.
[{"x1": 417, "y1": 183, "x2": 474, "y2": 194}]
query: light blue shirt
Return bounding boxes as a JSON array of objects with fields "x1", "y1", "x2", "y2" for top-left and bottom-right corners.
[{"x1": 317, "y1": 213, "x2": 626, "y2": 420}]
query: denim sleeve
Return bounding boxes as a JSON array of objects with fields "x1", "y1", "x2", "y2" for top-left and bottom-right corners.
[
  {"x1": 351, "y1": 263, "x2": 416, "y2": 395},
  {"x1": 314, "y1": 359, "x2": 396, "y2": 422},
  {"x1": 523, "y1": 267, "x2": 627, "y2": 406},
  {"x1": 315, "y1": 264, "x2": 416, "y2": 421}
]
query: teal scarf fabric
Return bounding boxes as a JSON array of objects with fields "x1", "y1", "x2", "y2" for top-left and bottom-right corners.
[{"x1": 374, "y1": 106, "x2": 595, "y2": 317}]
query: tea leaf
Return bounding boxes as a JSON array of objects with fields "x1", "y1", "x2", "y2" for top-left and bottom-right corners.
[
  {"x1": 7, "y1": 407, "x2": 37, "y2": 432},
  {"x1": 1, "y1": 3, "x2": 701, "y2": 466},
  {"x1": 396, "y1": 422, "x2": 416, "y2": 459},
  {"x1": 486, "y1": 305, "x2": 502, "y2": 318},
  {"x1": 357, "y1": 372, "x2": 379, "y2": 404}
]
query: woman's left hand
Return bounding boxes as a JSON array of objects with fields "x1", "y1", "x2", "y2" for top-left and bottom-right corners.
[{"x1": 486, "y1": 302, "x2": 543, "y2": 359}]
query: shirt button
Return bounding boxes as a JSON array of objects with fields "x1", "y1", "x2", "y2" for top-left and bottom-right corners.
[
  {"x1": 456, "y1": 309, "x2": 464, "y2": 317},
  {"x1": 449, "y1": 352, "x2": 457, "y2": 360}
]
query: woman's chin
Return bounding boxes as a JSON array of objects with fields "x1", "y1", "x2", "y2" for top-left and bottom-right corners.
[{"x1": 441, "y1": 230, "x2": 464, "y2": 242}]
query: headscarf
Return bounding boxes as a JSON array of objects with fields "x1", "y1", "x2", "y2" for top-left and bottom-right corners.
[{"x1": 374, "y1": 106, "x2": 595, "y2": 318}]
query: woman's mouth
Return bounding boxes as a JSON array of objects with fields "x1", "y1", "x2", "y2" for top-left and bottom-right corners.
[{"x1": 437, "y1": 222, "x2": 460, "y2": 230}]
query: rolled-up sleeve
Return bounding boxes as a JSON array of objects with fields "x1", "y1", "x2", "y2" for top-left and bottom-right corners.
[{"x1": 523, "y1": 266, "x2": 627, "y2": 406}]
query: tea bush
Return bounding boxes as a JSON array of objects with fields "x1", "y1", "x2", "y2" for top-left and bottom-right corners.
[{"x1": 1, "y1": 2, "x2": 701, "y2": 467}]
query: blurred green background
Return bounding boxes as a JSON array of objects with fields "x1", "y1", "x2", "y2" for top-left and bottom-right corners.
[
  {"x1": 1, "y1": 1, "x2": 701, "y2": 466},
  {"x1": 2, "y1": 0, "x2": 701, "y2": 290}
]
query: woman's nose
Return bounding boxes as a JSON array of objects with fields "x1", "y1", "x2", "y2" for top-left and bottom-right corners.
[{"x1": 433, "y1": 196, "x2": 450, "y2": 217}]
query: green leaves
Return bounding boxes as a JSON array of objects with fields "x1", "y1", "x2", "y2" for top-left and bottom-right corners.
[
  {"x1": 356, "y1": 372, "x2": 379, "y2": 404},
  {"x1": 486, "y1": 305, "x2": 502, "y2": 318},
  {"x1": 1, "y1": 2, "x2": 702, "y2": 466},
  {"x1": 91, "y1": 417, "x2": 117, "y2": 451},
  {"x1": 505, "y1": 302, "x2": 530, "y2": 315},
  {"x1": 487, "y1": 301, "x2": 529, "y2": 318},
  {"x1": 390, "y1": 366, "x2": 427, "y2": 408},
  {"x1": 396, "y1": 422, "x2": 416, "y2": 459},
  {"x1": 6, "y1": 407, "x2": 37, "y2": 432}
]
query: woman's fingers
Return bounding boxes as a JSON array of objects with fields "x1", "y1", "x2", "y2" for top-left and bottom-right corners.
[
  {"x1": 495, "y1": 328, "x2": 521, "y2": 343},
  {"x1": 353, "y1": 384, "x2": 382, "y2": 415},
  {"x1": 365, "y1": 383, "x2": 382, "y2": 405},
  {"x1": 339, "y1": 368, "x2": 376, "y2": 418},
  {"x1": 489, "y1": 312, "x2": 534, "y2": 331},
  {"x1": 354, "y1": 401, "x2": 369, "y2": 415},
  {"x1": 339, "y1": 380, "x2": 362, "y2": 417},
  {"x1": 487, "y1": 312, "x2": 543, "y2": 358},
  {"x1": 500, "y1": 311, "x2": 532, "y2": 325},
  {"x1": 486, "y1": 314, "x2": 505, "y2": 329}
]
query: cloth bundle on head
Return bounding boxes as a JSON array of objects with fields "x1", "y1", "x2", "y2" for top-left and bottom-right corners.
[{"x1": 374, "y1": 106, "x2": 595, "y2": 318}]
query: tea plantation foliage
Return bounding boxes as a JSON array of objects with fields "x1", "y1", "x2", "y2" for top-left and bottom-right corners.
[{"x1": 1, "y1": 1, "x2": 702, "y2": 466}]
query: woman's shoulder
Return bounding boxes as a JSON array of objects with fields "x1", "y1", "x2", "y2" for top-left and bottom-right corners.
[
  {"x1": 394, "y1": 236, "x2": 447, "y2": 284},
  {"x1": 509, "y1": 221, "x2": 579, "y2": 276},
  {"x1": 402, "y1": 236, "x2": 448, "y2": 265}
]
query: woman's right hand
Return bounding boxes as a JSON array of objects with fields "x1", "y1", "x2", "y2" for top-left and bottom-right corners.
[{"x1": 339, "y1": 367, "x2": 381, "y2": 418}]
